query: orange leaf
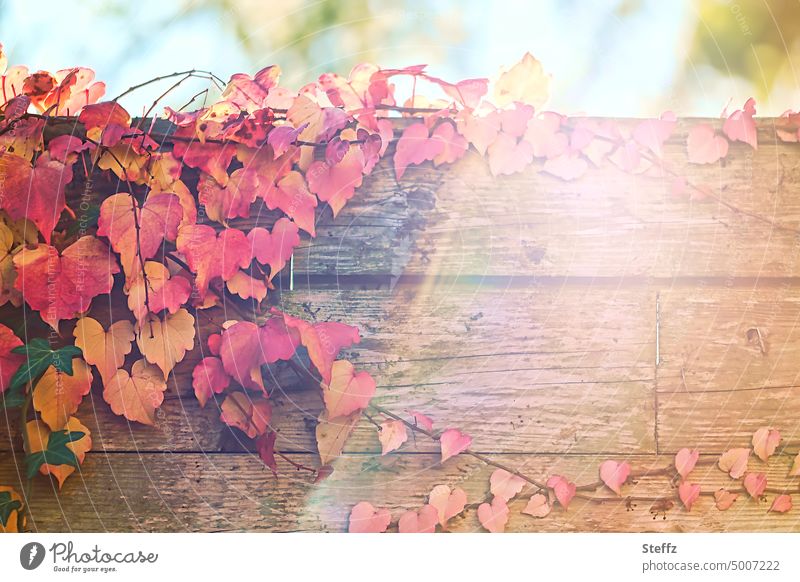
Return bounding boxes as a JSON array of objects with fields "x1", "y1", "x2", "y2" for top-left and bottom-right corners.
[
  {"x1": 522, "y1": 493, "x2": 551, "y2": 518},
  {"x1": 378, "y1": 419, "x2": 408, "y2": 455},
  {"x1": 769, "y1": 494, "x2": 792, "y2": 513},
  {"x1": 398, "y1": 504, "x2": 438, "y2": 533},
  {"x1": 490, "y1": 469, "x2": 526, "y2": 502},
  {"x1": 135, "y1": 308, "x2": 196, "y2": 378},
  {"x1": 714, "y1": 489, "x2": 738, "y2": 511},
  {"x1": 126, "y1": 261, "x2": 191, "y2": 324},
  {"x1": 104, "y1": 359, "x2": 167, "y2": 425},
  {"x1": 73, "y1": 317, "x2": 134, "y2": 385},
  {"x1": 0, "y1": 485, "x2": 24, "y2": 532},
  {"x1": 316, "y1": 410, "x2": 361, "y2": 466},
  {"x1": 219, "y1": 392, "x2": 272, "y2": 439},
  {"x1": 33, "y1": 359, "x2": 92, "y2": 431},
  {"x1": 321, "y1": 360, "x2": 376, "y2": 418},
  {"x1": 493, "y1": 52, "x2": 550, "y2": 109},
  {"x1": 752, "y1": 427, "x2": 781, "y2": 462},
  {"x1": 718, "y1": 448, "x2": 750, "y2": 479}
]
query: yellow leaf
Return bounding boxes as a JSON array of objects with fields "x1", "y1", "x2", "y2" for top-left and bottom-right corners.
[
  {"x1": 315, "y1": 410, "x2": 361, "y2": 466},
  {"x1": 136, "y1": 308, "x2": 195, "y2": 378},
  {"x1": 33, "y1": 359, "x2": 93, "y2": 431},
  {"x1": 104, "y1": 359, "x2": 167, "y2": 425},
  {"x1": 73, "y1": 317, "x2": 134, "y2": 385},
  {"x1": 219, "y1": 392, "x2": 271, "y2": 438},
  {"x1": 0, "y1": 221, "x2": 21, "y2": 307},
  {"x1": 493, "y1": 52, "x2": 550, "y2": 109},
  {"x1": 26, "y1": 417, "x2": 92, "y2": 488}
]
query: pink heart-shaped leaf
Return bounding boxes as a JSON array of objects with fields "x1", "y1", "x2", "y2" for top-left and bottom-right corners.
[
  {"x1": 714, "y1": 489, "x2": 738, "y2": 511},
  {"x1": 408, "y1": 410, "x2": 434, "y2": 432},
  {"x1": 678, "y1": 481, "x2": 701, "y2": 511},
  {"x1": 348, "y1": 501, "x2": 391, "y2": 533},
  {"x1": 428, "y1": 485, "x2": 467, "y2": 528},
  {"x1": 522, "y1": 493, "x2": 551, "y2": 518},
  {"x1": 398, "y1": 504, "x2": 438, "y2": 533},
  {"x1": 477, "y1": 497, "x2": 509, "y2": 533},
  {"x1": 599, "y1": 460, "x2": 631, "y2": 496},
  {"x1": 752, "y1": 427, "x2": 781, "y2": 462},
  {"x1": 719, "y1": 448, "x2": 750, "y2": 479},
  {"x1": 687, "y1": 123, "x2": 729, "y2": 164},
  {"x1": 743, "y1": 473, "x2": 767, "y2": 499},
  {"x1": 440, "y1": 428, "x2": 471, "y2": 463},
  {"x1": 490, "y1": 469, "x2": 526, "y2": 502},
  {"x1": 674, "y1": 448, "x2": 699, "y2": 479},
  {"x1": 769, "y1": 494, "x2": 792, "y2": 514},
  {"x1": 790, "y1": 452, "x2": 800, "y2": 477},
  {"x1": 546, "y1": 475, "x2": 577, "y2": 510}
]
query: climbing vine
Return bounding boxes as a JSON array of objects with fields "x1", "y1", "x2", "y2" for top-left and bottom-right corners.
[{"x1": 0, "y1": 46, "x2": 798, "y2": 533}]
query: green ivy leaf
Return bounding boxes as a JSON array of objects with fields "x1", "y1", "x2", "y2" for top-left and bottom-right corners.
[
  {"x1": 0, "y1": 491, "x2": 22, "y2": 527},
  {"x1": 9, "y1": 339, "x2": 82, "y2": 390},
  {"x1": 0, "y1": 383, "x2": 26, "y2": 410},
  {"x1": 25, "y1": 430, "x2": 85, "y2": 480}
]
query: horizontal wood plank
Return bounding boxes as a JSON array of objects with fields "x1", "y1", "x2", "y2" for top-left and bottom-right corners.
[{"x1": 3, "y1": 451, "x2": 798, "y2": 532}]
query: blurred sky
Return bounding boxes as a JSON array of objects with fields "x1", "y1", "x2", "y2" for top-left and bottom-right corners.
[{"x1": 1, "y1": 0, "x2": 799, "y2": 117}]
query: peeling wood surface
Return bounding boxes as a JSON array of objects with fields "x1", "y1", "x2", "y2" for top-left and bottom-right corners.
[{"x1": 4, "y1": 119, "x2": 800, "y2": 531}]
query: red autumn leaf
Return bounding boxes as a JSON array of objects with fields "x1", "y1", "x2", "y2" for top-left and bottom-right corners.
[
  {"x1": 97, "y1": 193, "x2": 182, "y2": 277},
  {"x1": 487, "y1": 131, "x2": 534, "y2": 176},
  {"x1": 255, "y1": 430, "x2": 278, "y2": 476},
  {"x1": 714, "y1": 489, "x2": 738, "y2": 511},
  {"x1": 687, "y1": 124, "x2": 729, "y2": 164},
  {"x1": 719, "y1": 448, "x2": 750, "y2": 479},
  {"x1": 192, "y1": 356, "x2": 230, "y2": 407},
  {"x1": 398, "y1": 504, "x2": 438, "y2": 533},
  {"x1": 769, "y1": 494, "x2": 792, "y2": 513},
  {"x1": 426, "y1": 76, "x2": 488, "y2": 109},
  {"x1": 378, "y1": 419, "x2": 408, "y2": 455},
  {"x1": 247, "y1": 218, "x2": 300, "y2": 282},
  {"x1": 259, "y1": 316, "x2": 301, "y2": 363},
  {"x1": 13, "y1": 236, "x2": 119, "y2": 330},
  {"x1": 0, "y1": 323, "x2": 24, "y2": 393},
  {"x1": 752, "y1": 427, "x2": 781, "y2": 462},
  {"x1": 219, "y1": 321, "x2": 267, "y2": 392},
  {"x1": 219, "y1": 392, "x2": 272, "y2": 439},
  {"x1": 221, "y1": 65, "x2": 281, "y2": 110},
  {"x1": 546, "y1": 475, "x2": 576, "y2": 510},
  {"x1": 176, "y1": 224, "x2": 252, "y2": 300},
  {"x1": 477, "y1": 496, "x2": 509, "y2": 533},
  {"x1": 489, "y1": 469, "x2": 526, "y2": 502},
  {"x1": 722, "y1": 97, "x2": 757, "y2": 149},
  {"x1": 743, "y1": 473, "x2": 767, "y2": 498},
  {"x1": 172, "y1": 140, "x2": 237, "y2": 186},
  {"x1": 0, "y1": 149, "x2": 76, "y2": 243},
  {"x1": 207, "y1": 333, "x2": 222, "y2": 356},
  {"x1": 198, "y1": 168, "x2": 259, "y2": 223},
  {"x1": 599, "y1": 460, "x2": 631, "y2": 496},
  {"x1": 348, "y1": 501, "x2": 391, "y2": 534},
  {"x1": 321, "y1": 360, "x2": 376, "y2": 418},
  {"x1": 674, "y1": 448, "x2": 700, "y2": 479},
  {"x1": 78, "y1": 102, "x2": 131, "y2": 141},
  {"x1": 427, "y1": 485, "x2": 467, "y2": 528},
  {"x1": 632, "y1": 111, "x2": 676, "y2": 157},
  {"x1": 259, "y1": 170, "x2": 318, "y2": 236},
  {"x1": 440, "y1": 428, "x2": 471, "y2": 463},
  {"x1": 267, "y1": 124, "x2": 307, "y2": 158},
  {"x1": 394, "y1": 122, "x2": 444, "y2": 180},
  {"x1": 271, "y1": 308, "x2": 360, "y2": 383},
  {"x1": 127, "y1": 261, "x2": 192, "y2": 324},
  {"x1": 408, "y1": 410, "x2": 434, "y2": 432},
  {"x1": 104, "y1": 359, "x2": 167, "y2": 426},
  {"x1": 678, "y1": 481, "x2": 701, "y2": 511},
  {"x1": 522, "y1": 493, "x2": 551, "y2": 518},
  {"x1": 431, "y1": 121, "x2": 468, "y2": 166},
  {"x1": 307, "y1": 146, "x2": 365, "y2": 217}
]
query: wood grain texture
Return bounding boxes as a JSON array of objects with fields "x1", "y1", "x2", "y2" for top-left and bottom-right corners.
[
  {"x1": 2, "y1": 451, "x2": 798, "y2": 532},
  {"x1": 1, "y1": 285, "x2": 656, "y2": 455}
]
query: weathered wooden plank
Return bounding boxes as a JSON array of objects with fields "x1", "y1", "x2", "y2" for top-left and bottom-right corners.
[
  {"x1": 656, "y1": 286, "x2": 800, "y2": 452},
  {"x1": 658, "y1": 286, "x2": 800, "y2": 393},
  {"x1": 1, "y1": 285, "x2": 656, "y2": 455},
  {"x1": 3, "y1": 451, "x2": 797, "y2": 532},
  {"x1": 281, "y1": 138, "x2": 800, "y2": 278}
]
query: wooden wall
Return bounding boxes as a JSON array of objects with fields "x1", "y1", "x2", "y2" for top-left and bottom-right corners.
[{"x1": 2, "y1": 119, "x2": 800, "y2": 531}]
